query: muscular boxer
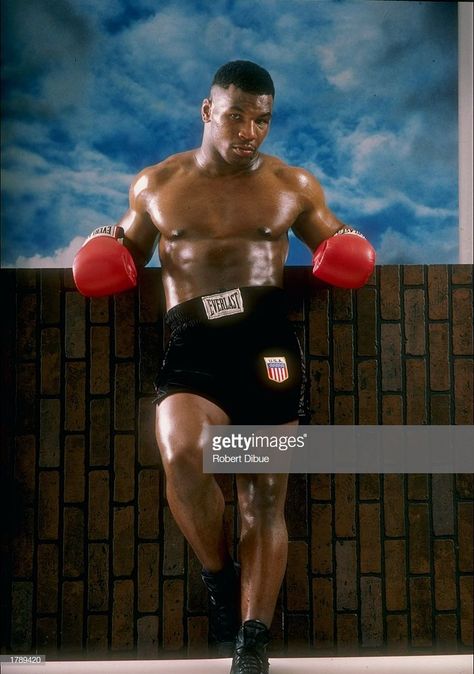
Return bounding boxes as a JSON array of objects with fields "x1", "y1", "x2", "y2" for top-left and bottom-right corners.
[{"x1": 74, "y1": 61, "x2": 375, "y2": 674}]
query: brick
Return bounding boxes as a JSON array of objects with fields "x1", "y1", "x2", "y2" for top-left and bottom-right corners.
[
  {"x1": 16, "y1": 293, "x2": 37, "y2": 360},
  {"x1": 90, "y1": 326, "x2": 110, "y2": 395},
  {"x1": 435, "y1": 614, "x2": 457, "y2": 651},
  {"x1": 88, "y1": 543, "x2": 109, "y2": 611},
  {"x1": 40, "y1": 270, "x2": 61, "y2": 324},
  {"x1": 286, "y1": 541, "x2": 309, "y2": 611},
  {"x1": 311, "y1": 504, "x2": 333, "y2": 574},
  {"x1": 458, "y1": 502, "x2": 474, "y2": 572},
  {"x1": 409, "y1": 504, "x2": 430, "y2": 574},
  {"x1": 382, "y1": 395, "x2": 403, "y2": 424},
  {"x1": 410, "y1": 577, "x2": 432, "y2": 647},
  {"x1": 187, "y1": 616, "x2": 208, "y2": 657},
  {"x1": 428, "y1": 265, "x2": 448, "y2": 320},
  {"x1": 384, "y1": 539, "x2": 407, "y2": 611},
  {"x1": 407, "y1": 475, "x2": 428, "y2": 500},
  {"x1": 430, "y1": 394, "x2": 451, "y2": 424},
  {"x1": 114, "y1": 362, "x2": 136, "y2": 431},
  {"x1": 41, "y1": 328, "x2": 61, "y2": 394},
  {"x1": 404, "y1": 289, "x2": 425, "y2": 355},
  {"x1": 14, "y1": 435, "x2": 36, "y2": 506},
  {"x1": 86, "y1": 615, "x2": 109, "y2": 654},
  {"x1": 16, "y1": 362, "x2": 37, "y2": 433},
  {"x1": 360, "y1": 577, "x2": 383, "y2": 647},
  {"x1": 312, "y1": 577, "x2": 334, "y2": 648},
  {"x1": 335, "y1": 540, "x2": 357, "y2": 610},
  {"x1": 333, "y1": 324, "x2": 354, "y2": 391},
  {"x1": 139, "y1": 325, "x2": 162, "y2": 395},
  {"x1": 403, "y1": 265, "x2": 424, "y2": 285},
  {"x1": 359, "y1": 503, "x2": 381, "y2": 573},
  {"x1": 311, "y1": 474, "x2": 331, "y2": 501},
  {"x1": 138, "y1": 616, "x2": 160, "y2": 657},
  {"x1": 451, "y1": 265, "x2": 473, "y2": 285},
  {"x1": 357, "y1": 287, "x2": 377, "y2": 356},
  {"x1": 452, "y1": 288, "x2": 473, "y2": 354},
  {"x1": 63, "y1": 507, "x2": 84, "y2": 577},
  {"x1": 386, "y1": 614, "x2": 408, "y2": 650},
  {"x1": 380, "y1": 266, "x2": 401, "y2": 320},
  {"x1": 138, "y1": 469, "x2": 160, "y2": 539},
  {"x1": 114, "y1": 292, "x2": 135, "y2": 358},
  {"x1": 65, "y1": 292, "x2": 85, "y2": 358},
  {"x1": 90, "y1": 296, "x2": 109, "y2": 324},
  {"x1": 286, "y1": 474, "x2": 308, "y2": 538},
  {"x1": 454, "y1": 359, "x2": 473, "y2": 423},
  {"x1": 383, "y1": 475, "x2": 405, "y2": 537},
  {"x1": 112, "y1": 580, "x2": 134, "y2": 650},
  {"x1": 187, "y1": 551, "x2": 207, "y2": 613},
  {"x1": 10, "y1": 581, "x2": 33, "y2": 652},
  {"x1": 63, "y1": 268, "x2": 75, "y2": 290},
  {"x1": 357, "y1": 360, "x2": 378, "y2": 424},
  {"x1": 90, "y1": 398, "x2": 110, "y2": 465},
  {"x1": 332, "y1": 288, "x2": 353, "y2": 320},
  {"x1": 460, "y1": 576, "x2": 473, "y2": 646},
  {"x1": 434, "y1": 540, "x2": 456, "y2": 610},
  {"x1": 114, "y1": 435, "x2": 135, "y2": 502},
  {"x1": 139, "y1": 269, "x2": 162, "y2": 323},
  {"x1": 359, "y1": 474, "x2": 380, "y2": 501},
  {"x1": 37, "y1": 543, "x2": 59, "y2": 613},
  {"x1": 334, "y1": 394, "x2": 355, "y2": 424},
  {"x1": 335, "y1": 475, "x2": 355, "y2": 537},
  {"x1": 310, "y1": 360, "x2": 330, "y2": 424},
  {"x1": 65, "y1": 362, "x2": 86, "y2": 431},
  {"x1": 429, "y1": 324, "x2": 450, "y2": 391},
  {"x1": 64, "y1": 435, "x2": 85, "y2": 503},
  {"x1": 163, "y1": 579, "x2": 184, "y2": 651},
  {"x1": 36, "y1": 616, "x2": 58, "y2": 654},
  {"x1": 432, "y1": 474, "x2": 454, "y2": 535},
  {"x1": 12, "y1": 508, "x2": 34, "y2": 577},
  {"x1": 381, "y1": 323, "x2": 402, "y2": 390},
  {"x1": 163, "y1": 506, "x2": 185, "y2": 576},
  {"x1": 286, "y1": 614, "x2": 310, "y2": 653},
  {"x1": 88, "y1": 471, "x2": 110, "y2": 540},
  {"x1": 39, "y1": 398, "x2": 60, "y2": 467},
  {"x1": 138, "y1": 543, "x2": 160, "y2": 613},
  {"x1": 405, "y1": 359, "x2": 427, "y2": 424},
  {"x1": 61, "y1": 580, "x2": 84, "y2": 651},
  {"x1": 38, "y1": 471, "x2": 59, "y2": 539},
  {"x1": 309, "y1": 290, "x2": 329, "y2": 355},
  {"x1": 138, "y1": 397, "x2": 159, "y2": 466},
  {"x1": 336, "y1": 614, "x2": 358, "y2": 650},
  {"x1": 456, "y1": 474, "x2": 474, "y2": 498},
  {"x1": 113, "y1": 506, "x2": 135, "y2": 576}
]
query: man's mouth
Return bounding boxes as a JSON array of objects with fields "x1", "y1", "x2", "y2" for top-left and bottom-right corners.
[{"x1": 232, "y1": 145, "x2": 255, "y2": 157}]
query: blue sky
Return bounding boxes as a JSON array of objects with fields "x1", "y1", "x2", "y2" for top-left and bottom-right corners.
[{"x1": 1, "y1": 0, "x2": 459, "y2": 268}]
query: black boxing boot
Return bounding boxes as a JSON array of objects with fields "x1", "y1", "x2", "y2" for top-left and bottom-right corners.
[
  {"x1": 201, "y1": 560, "x2": 240, "y2": 657},
  {"x1": 230, "y1": 619, "x2": 270, "y2": 674}
]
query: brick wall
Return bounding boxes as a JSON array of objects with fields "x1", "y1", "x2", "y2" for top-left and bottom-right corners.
[{"x1": 1, "y1": 265, "x2": 472, "y2": 658}]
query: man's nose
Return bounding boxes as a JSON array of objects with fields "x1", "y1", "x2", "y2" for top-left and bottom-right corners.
[{"x1": 238, "y1": 121, "x2": 257, "y2": 141}]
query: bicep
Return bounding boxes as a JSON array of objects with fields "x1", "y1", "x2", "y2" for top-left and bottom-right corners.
[
  {"x1": 118, "y1": 207, "x2": 159, "y2": 267},
  {"x1": 292, "y1": 204, "x2": 346, "y2": 251}
]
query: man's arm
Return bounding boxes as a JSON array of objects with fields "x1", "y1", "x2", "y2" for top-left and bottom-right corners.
[
  {"x1": 291, "y1": 168, "x2": 375, "y2": 289},
  {"x1": 73, "y1": 169, "x2": 159, "y2": 297}
]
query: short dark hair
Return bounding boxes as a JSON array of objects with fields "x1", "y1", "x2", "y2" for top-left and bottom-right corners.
[{"x1": 211, "y1": 60, "x2": 275, "y2": 98}]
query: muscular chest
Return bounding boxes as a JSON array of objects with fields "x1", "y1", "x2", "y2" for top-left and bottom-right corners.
[{"x1": 148, "y1": 174, "x2": 300, "y2": 240}]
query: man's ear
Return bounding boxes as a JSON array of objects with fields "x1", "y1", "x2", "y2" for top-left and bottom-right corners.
[{"x1": 201, "y1": 98, "x2": 212, "y2": 123}]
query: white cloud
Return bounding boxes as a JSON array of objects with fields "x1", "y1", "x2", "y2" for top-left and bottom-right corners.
[{"x1": 10, "y1": 236, "x2": 86, "y2": 269}]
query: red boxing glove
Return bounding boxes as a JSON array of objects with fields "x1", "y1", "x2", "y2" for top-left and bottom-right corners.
[
  {"x1": 312, "y1": 228, "x2": 376, "y2": 289},
  {"x1": 73, "y1": 225, "x2": 137, "y2": 297}
]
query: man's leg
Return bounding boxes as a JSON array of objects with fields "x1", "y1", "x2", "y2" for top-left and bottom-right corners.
[{"x1": 155, "y1": 392, "x2": 240, "y2": 653}]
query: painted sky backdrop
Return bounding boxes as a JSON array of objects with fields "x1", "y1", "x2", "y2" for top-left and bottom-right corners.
[{"x1": 1, "y1": 0, "x2": 459, "y2": 268}]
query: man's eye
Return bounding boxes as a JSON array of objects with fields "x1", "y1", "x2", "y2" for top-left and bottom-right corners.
[
  {"x1": 257, "y1": 120, "x2": 268, "y2": 128},
  {"x1": 230, "y1": 113, "x2": 241, "y2": 120}
]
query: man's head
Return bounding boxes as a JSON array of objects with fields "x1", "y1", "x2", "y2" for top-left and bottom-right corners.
[
  {"x1": 200, "y1": 61, "x2": 274, "y2": 169},
  {"x1": 210, "y1": 60, "x2": 275, "y2": 99}
]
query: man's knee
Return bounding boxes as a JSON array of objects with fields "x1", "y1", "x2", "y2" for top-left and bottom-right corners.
[{"x1": 239, "y1": 476, "x2": 288, "y2": 525}]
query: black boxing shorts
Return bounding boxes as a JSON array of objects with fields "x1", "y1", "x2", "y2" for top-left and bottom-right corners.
[{"x1": 153, "y1": 286, "x2": 304, "y2": 424}]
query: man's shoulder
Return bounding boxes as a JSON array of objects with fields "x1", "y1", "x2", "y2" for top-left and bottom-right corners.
[
  {"x1": 263, "y1": 154, "x2": 320, "y2": 190},
  {"x1": 137, "y1": 150, "x2": 195, "y2": 181}
]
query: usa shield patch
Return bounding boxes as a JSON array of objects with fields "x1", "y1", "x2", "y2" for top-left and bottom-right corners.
[{"x1": 264, "y1": 357, "x2": 289, "y2": 383}]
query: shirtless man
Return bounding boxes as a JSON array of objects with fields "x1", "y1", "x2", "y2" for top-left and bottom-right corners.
[{"x1": 74, "y1": 61, "x2": 375, "y2": 674}]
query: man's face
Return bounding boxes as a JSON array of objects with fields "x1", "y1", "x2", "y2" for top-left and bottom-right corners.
[{"x1": 201, "y1": 84, "x2": 273, "y2": 167}]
